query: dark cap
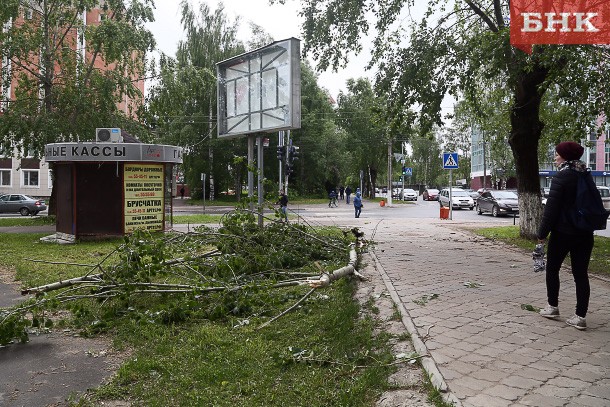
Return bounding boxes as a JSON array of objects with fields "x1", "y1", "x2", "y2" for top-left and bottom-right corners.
[{"x1": 556, "y1": 141, "x2": 584, "y2": 161}]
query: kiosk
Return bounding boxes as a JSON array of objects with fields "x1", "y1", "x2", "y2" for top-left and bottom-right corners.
[{"x1": 44, "y1": 140, "x2": 183, "y2": 240}]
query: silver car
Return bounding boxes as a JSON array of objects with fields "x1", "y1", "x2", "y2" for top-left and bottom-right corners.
[
  {"x1": 0, "y1": 194, "x2": 47, "y2": 216},
  {"x1": 438, "y1": 188, "x2": 474, "y2": 210},
  {"x1": 401, "y1": 188, "x2": 418, "y2": 201}
]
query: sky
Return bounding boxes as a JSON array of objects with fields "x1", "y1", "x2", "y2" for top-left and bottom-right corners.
[{"x1": 147, "y1": 0, "x2": 376, "y2": 100}]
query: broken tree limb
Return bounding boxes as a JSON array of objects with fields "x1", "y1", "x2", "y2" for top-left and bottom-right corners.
[
  {"x1": 257, "y1": 244, "x2": 359, "y2": 329},
  {"x1": 22, "y1": 274, "x2": 104, "y2": 295},
  {"x1": 307, "y1": 245, "x2": 358, "y2": 288}
]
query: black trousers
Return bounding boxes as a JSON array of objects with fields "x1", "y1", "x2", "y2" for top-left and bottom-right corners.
[{"x1": 546, "y1": 230, "x2": 594, "y2": 317}]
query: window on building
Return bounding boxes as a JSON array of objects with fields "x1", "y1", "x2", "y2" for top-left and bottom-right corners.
[
  {"x1": 22, "y1": 170, "x2": 39, "y2": 187},
  {"x1": 606, "y1": 145, "x2": 610, "y2": 171},
  {"x1": 0, "y1": 169, "x2": 10, "y2": 186}
]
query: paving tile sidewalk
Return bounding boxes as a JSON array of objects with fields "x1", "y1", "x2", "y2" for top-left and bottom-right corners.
[{"x1": 364, "y1": 218, "x2": 610, "y2": 407}]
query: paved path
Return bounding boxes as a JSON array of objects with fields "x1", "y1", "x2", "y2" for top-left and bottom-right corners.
[{"x1": 313, "y1": 206, "x2": 610, "y2": 407}]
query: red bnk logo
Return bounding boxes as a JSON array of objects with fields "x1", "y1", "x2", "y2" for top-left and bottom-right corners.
[{"x1": 510, "y1": 0, "x2": 610, "y2": 53}]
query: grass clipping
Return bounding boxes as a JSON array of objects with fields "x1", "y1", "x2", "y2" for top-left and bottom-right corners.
[{"x1": 0, "y1": 209, "x2": 361, "y2": 346}]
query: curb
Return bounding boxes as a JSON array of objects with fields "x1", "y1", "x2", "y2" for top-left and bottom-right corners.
[{"x1": 369, "y1": 249, "x2": 463, "y2": 407}]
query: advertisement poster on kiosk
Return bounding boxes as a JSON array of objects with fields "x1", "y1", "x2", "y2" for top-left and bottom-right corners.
[{"x1": 124, "y1": 163, "x2": 164, "y2": 232}]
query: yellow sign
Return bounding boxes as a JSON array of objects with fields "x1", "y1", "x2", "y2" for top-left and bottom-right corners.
[{"x1": 124, "y1": 164, "x2": 164, "y2": 233}]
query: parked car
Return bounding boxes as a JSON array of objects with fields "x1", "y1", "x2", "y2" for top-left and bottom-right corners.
[
  {"x1": 476, "y1": 190, "x2": 519, "y2": 217},
  {"x1": 464, "y1": 189, "x2": 480, "y2": 199},
  {"x1": 0, "y1": 194, "x2": 47, "y2": 216},
  {"x1": 438, "y1": 188, "x2": 474, "y2": 210},
  {"x1": 422, "y1": 188, "x2": 439, "y2": 201},
  {"x1": 401, "y1": 188, "x2": 418, "y2": 201},
  {"x1": 597, "y1": 186, "x2": 610, "y2": 210}
]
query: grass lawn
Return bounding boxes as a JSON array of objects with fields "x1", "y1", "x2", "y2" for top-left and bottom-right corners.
[
  {"x1": 0, "y1": 232, "x2": 415, "y2": 407},
  {"x1": 475, "y1": 226, "x2": 610, "y2": 277},
  {"x1": 0, "y1": 216, "x2": 55, "y2": 227}
]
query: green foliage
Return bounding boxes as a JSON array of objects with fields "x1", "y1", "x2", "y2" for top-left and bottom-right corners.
[
  {"x1": 0, "y1": 216, "x2": 56, "y2": 227},
  {"x1": 295, "y1": 0, "x2": 610, "y2": 238},
  {"x1": 0, "y1": 210, "x2": 354, "y2": 346},
  {"x1": 85, "y1": 279, "x2": 394, "y2": 407},
  {"x1": 0, "y1": 0, "x2": 156, "y2": 155},
  {"x1": 475, "y1": 226, "x2": 610, "y2": 277},
  {"x1": 335, "y1": 78, "x2": 388, "y2": 194},
  {"x1": 144, "y1": 1, "x2": 246, "y2": 199}
]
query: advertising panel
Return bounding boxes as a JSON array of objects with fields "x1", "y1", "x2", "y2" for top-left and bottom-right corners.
[{"x1": 124, "y1": 164, "x2": 164, "y2": 233}]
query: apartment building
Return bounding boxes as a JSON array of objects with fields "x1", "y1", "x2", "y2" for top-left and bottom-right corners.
[{"x1": 0, "y1": 3, "x2": 145, "y2": 199}]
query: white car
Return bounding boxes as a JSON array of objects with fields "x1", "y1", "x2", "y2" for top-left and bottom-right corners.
[
  {"x1": 401, "y1": 188, "x2": 418, "y2": 201},
  {"x1": 438, "y1": 188, "x2": 474, "y2": 210},
  {"x1": 597, "y1": 186, "x2": 610, "y2": 210}
]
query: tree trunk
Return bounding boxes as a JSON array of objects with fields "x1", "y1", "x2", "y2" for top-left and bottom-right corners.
[{"x1": 509, "y1": 64, "x2": 548, "y2": 239}]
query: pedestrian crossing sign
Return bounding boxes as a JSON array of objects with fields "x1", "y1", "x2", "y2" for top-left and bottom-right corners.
[{"x1": 443, "y1": 152, "x2": 458, "y2": 169}]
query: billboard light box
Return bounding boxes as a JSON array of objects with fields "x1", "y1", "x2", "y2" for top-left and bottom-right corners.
[{"x1": 217, "y1": 38, "x2": 301, "y2": 138}]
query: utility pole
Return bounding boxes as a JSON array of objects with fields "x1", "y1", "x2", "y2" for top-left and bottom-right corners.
[
  {"x1": 387, "y1": 139, "x2": 393, "y2": 206},
  {"x1": 278, "y1": 131, "x2": 284, "y2": 192},
  {"x1": 482, "y1": 140, "x2": 487, "y2": 189},
  {"x1": 284, "y1": 131, "x2": 291, "y2": 192}
]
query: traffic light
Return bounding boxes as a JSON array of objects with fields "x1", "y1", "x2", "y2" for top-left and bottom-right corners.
[
  {"x1": 288, "y1": 145, "x2": 300, "y2": 161},
  {"x1": 276, "y1": 145, "x2": 286, "y2": 161}
]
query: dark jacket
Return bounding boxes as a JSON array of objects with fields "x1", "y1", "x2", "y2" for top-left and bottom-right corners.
[
  {"x1": 279, "y1": 194, "x2": 288, "y2": 207},
  {"x1": 537, "y1": 163, "x2": 593, "y2": 239}
]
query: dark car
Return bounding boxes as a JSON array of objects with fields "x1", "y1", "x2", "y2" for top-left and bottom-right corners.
[
  {"x1": 0, "y1": 194, "x2": 47, "y2": 216},
  {"x1": 422, "y1": 188, "x2": 439, "y2": 201},
  {"x1": 476, "y1": 190, "x2": 519, "y2": 217}
]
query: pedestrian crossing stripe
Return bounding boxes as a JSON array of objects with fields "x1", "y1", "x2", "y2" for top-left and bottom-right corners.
[{"x1": 442, "y1": 152, "x2": 458, "y2": 169}]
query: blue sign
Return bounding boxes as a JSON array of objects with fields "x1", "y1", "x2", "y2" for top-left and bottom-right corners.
[
  {"x1": 442, "y1": 152, "x2": 458, "y2": 169},
  {"x1": 403, "y1": 167, "x2": 413, "y2": 176}
]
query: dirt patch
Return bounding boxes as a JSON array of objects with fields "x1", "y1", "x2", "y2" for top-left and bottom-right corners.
[
  {"x1": 355, "y1": 252, "x2": 434, "y2": 407},
  {"x1": 0, "y1": 266, "x2": 129, "y2": 407}
]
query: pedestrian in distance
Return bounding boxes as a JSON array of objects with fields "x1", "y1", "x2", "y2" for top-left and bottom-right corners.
[
  {"x1": 353, "y1": 191, "x2": 363, "y2": 218},
  {"x1": 328, "y1": 189, "x2": 338, "y2": 207},
  {"x1": 345, "y1": 186, "x2": 352, "y2": 204},
  {"x1": 278, "y1": 190, "x2": 289, "y2": 222},
  {"x1": 339, "y1": 186, "x2": 345, "y2": 201},
  {"x1": 537, "y1": 141, "x2": 593, "y2": 330},
  {"x1": 180, "y1": 186, "x2": 185, "y2": 199}
]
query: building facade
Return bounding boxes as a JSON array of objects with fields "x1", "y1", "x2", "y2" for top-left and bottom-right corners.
[
  {"x1": 470, "y1": 126, "x2": 610, "y2": 191},
  {"x1": 539, "y1": 131, "x2": 610, "y2": 188},
  {"x1": 1, "y1": 4, "x2": 145, "y2": 199}
]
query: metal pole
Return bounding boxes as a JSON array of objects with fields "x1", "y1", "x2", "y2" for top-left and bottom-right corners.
[
  {"x1": 284, "y1": 130, "x2": 290, "y2": 193},
  {"x1": 248, "y1": 136, "x2": 255, "y2": 213},
  {"x1": 257, "y1": 135, "x2": 264, "y2": 228},
  {"x1": 449, "y1": 169, "x2": 453, "y2": 220},
  {"x1": 278, "y1": 131, "x2": 284, "y2": 192},
  {"x1": 387, "y1": 140, "x2": 393, "y2": 206},
  {"x1": 401, "y1": 143, "x2": 405, "y2": 199},
  {"x1": 482, "y1": 140, "x2": 487, "y2": 189}
]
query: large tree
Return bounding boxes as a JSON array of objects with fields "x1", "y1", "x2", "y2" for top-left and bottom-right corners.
[
  {"x1": 0, "y1": 0, "x2": 155, "y2": 213},
  {"x1": 145, "y1": 1, "x2": 244, "y2": 199},
  {"x1": 289, "y1": 0, "x2": 610, "y2": 238},
  {"x1": 335, "y1": 78, "x2": 390, "y2": 198},
  {"x1": 0, "y1": 0, "x2": 155, "y2": 152}
]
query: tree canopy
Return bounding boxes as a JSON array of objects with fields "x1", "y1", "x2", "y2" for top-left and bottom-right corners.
[
  {"x1": 0, "y1": 0, "x2": 156, "y2": 156},
  {"x1": 289, "y1": 0, "x2": 610, "y2": 237}
]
